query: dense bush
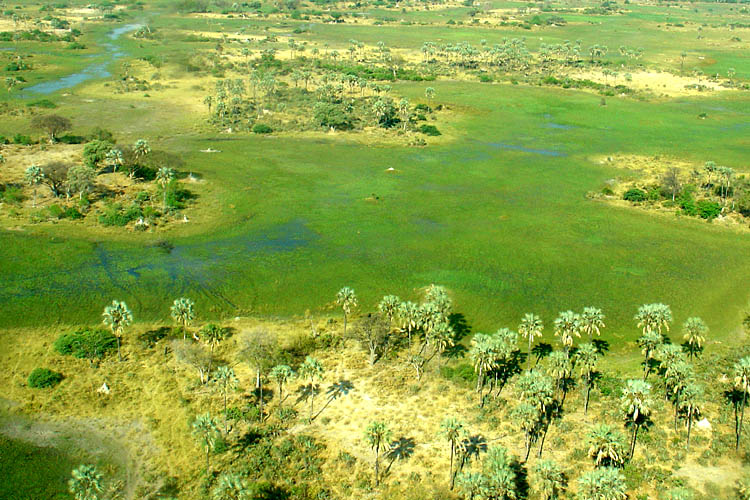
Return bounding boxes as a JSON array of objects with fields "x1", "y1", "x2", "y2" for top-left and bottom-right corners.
[
  {"x1": 623, "y1": 188, "x2": 647, "y2": 202},
  {"x1": 83, "y1": 140, "x2": 115, "y2": 168},
  {"x1": 54, "y1": 328, "x2": 117, "y2": 359},
  {"x1": 28, "y1": 368, "x2": 63, "y2": 388},
  {"x1": 697, "y1": 200, "x2": 721, "y2": 220},
  {"x1": 12, "y1": 134, "x2": 33, "y2": 146},
  {"x1": 418, "y1": 124, "x2": 441, "y2": 136},
  {"x1": 252, "y1": 123, "x2": 273, "y2": 134}
]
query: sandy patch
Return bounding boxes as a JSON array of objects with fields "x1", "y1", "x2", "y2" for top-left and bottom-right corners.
[{"x1": 573, "y1": 69, "x2": 735, "y2": 97}]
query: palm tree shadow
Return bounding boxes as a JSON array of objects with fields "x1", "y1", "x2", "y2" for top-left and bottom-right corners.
[
  {"x1": 592, "y1": 339, "x2": 610, "y2": 354},
  {"x1": 510, "y1": 460, "x2": 530, "y2": 500},
  {"x1": 531, "y1": 343, "x2": 553, "y2": 365},
  {"x1": 384, "y1": 436, "x2": 416, "y2": 476},
  {"x1": 312, "y1": 380, "x2": 354, "y2": 420},
  {"x1": 295, "y1": 383, "x2": 321, "y2": 405},
  {"x1": 459, "y1": 434, "x2": 488, "y2": 471}
]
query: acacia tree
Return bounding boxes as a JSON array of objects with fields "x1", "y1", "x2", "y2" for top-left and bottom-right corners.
[
  {"x1": 192, "y1": 412, "x2": 219, "y2": 474},
  {"x1": 364, "y1": 421, "x2": 392, "y2": 486},
  {"x1": 533, "y1": 459, "x2": 565, "y2": 500},
  {"x1": 554, "y1": 310, "x2": 581, "y2": 357},
  {"x1": 734, "y1": 357, "x2": 750, "y2": 451},
  {"x1": 336, "y1": 286, "x2": 357, "y2": 335},
  {"x1": 102, "y1": 300, "x2": 132, "y2": 362},
  {"x1": 576, "y1": 467, "x2": 626, "y2": 500},
  {"x1": 239, "y1": 328, "x2": 277, "y2": 421},
  {"x1": 299, "y1": 356, "x2": 324, "y2": 420},
  {"x1": 580, "y1": 307, "x2": 605, "y2": 340},
  {"x1": 440, "y1": 417, "x2": 465, "y2": 489},
  {"x1": 214, "y1": 365, "x2": 238, "y2": 435},
  {"x1": 576, "y1": 342, "x2": 600, "y2": 414},
  {"x1": 354, "y1": 313, "x2": 391, "y2": 366},
  {"x1": 682, "y1": 317, "x2": 707, "y2": 360},
  {"x1": 31, "y1": 114, "x2": 71, "y2": 143},
  {"x1": 587, "y1": 424, "x2": 626, "y2": 468},
  {"x1": 171, "y1": 297, "x2": 195, "y2": 340},
  {"x1": 519, "y1": 313, "x2": 544, "y2": 369},
  {"x1": 621, "y1": 379, "x2": 652, "y2": 460},
  {"x1": 69, "y1": 464, "x2": 104, "y2": 500},
  {"x1": 269, "y1": 364, "x2": 294, "y2": 406},
  {"x1": 172, "y1": 339, "x2": 211, "y2": 383},
  {"x1": 66, "y1": 165, "x2": 96, "y2": 201},
  {"x1": 24, "y1": 165, "x2": 44, "y2": 207}
]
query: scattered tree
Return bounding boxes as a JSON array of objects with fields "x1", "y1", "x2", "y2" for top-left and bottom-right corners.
[{"x1": 102, "y1": 300, "x2": 132, "y2": 362}]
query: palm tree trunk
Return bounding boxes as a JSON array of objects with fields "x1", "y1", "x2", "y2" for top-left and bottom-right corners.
[
  {"x1": 343, "y1": 312, "x2": 347, "y2": 336},
  {"x1": 674, "y1": 392, "x2": 680, "y2": 432},
  {"x1": 206, "y1": 446, "x2": 210, "y2": 474},
  {"x1": 375, "y1": 447, "x2": 380, "y2": 486},
  {"x1": 259, "y1": 379, "x2": 264, "y2": 422},
  {"x1": 310, "y1": 386, "x2": 315, "y2": 420},
  {"x1": 584, "y1": 379, "x2": 591, "y2": 415},
  {"x1": 223, "y1": 389, "x2": 228, "y2": 435},
  {"x1": 537, "y1": 424, "x2": 548, "y2": 458},
  {"x1": 686, "y1": 408, "x2": 693, "y2": 450},
  {"x1": 208, "y1": 343, "x2": 215, "y2": 376},
  {"x1": 528, "y1": 337, "x2": 532, "y2": 370},
  {"x1": 524, "y1": 432, "x2": 532, "y2": 462},
  {"x1": 116, "y1": 336, "x2": 122, "y2": 362},
  {"x1": 738, "y1": 391, "x2": 747, "y2": 451},
  {"x1": 630, "y1": 423, "x2": 639, "y2": 460},
  {"x1": 449, "y1": 443, "x2": 455, "y2": 489}
]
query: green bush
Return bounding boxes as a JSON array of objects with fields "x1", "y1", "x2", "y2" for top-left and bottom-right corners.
[
  {"x1": 28, "y1": 368, "x2": 63, "y2": 388},
  {"x1": 47, "y1": 204, "x2": 65, "y2": 219},
  {"x1": 26, "y1": 99, "x2": 57, "y2": 109},
  {"x1": 1, "y1": 186, "x2": 24, "y2": 205},
  {"x1": 697, "y1": 200, "x2": 721, "y2": 220},
  {"x1": 418, "y1": 124, "x2": 441, "y2": 136},
  {"x1": 83, "y1": 140, "x2": 115, "y2": 168},
  {"x1": 13, "y1": 134, "x2": 33, "y2": 145},
  {"x1": 623, "y1": 188, "x2": 647, "y2": 202},
  {"x1": 54, "y1": 328, "x2": 117, "y2": 359},
  {"x1": 64, "y1": 207, "x2": 83, "y2": 219},
  {"x1": 252, "y1": 123, "x2": 273, "y2": 134},
  {"x1": 679, "y1": 193, "x2": 698, "y2": 216}
]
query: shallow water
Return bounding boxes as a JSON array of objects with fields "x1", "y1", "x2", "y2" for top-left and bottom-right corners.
[
  {"x1": 486, "y1": 142, "x2": 566, "y2": 157},
  {"x1": 22, "y1": 23, "x2": 141, "y2": 95}
]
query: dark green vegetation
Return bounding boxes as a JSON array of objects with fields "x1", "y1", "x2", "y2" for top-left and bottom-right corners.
[
  {"x1": 28, "y1": 367, "x2": 63, "y2": 388},
  {"x1": 0, "y1": 434, "x2": 76, "y2": 500}
]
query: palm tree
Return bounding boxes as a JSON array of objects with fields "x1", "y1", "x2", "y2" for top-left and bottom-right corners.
[
  {"x1": 133, "y1": 138, "x2": 151, "y2": 161},
  {"x1": 665, "y1": 359, "x2": 693, "y2": 431},
  {"x1": 269, "y1": 364, "x2": 295, "y2": 406},
  {"x1": 581, "y1": 307, "x2": 605, "y2": 340},
  {"x1": 192, "y1": 412, "x2": 218, "y2": 474},
  {"x1": 69, "y1": 464, "x2": 104, "y2": 500},
  {"x1": 517, "y1": 370, "x2": 555, "y2": 458},
  {"x1": 637, "y1": 330, "x2": 663, "y2": 381},
  {"x1": 576, "y1": 467, "x2": 627, "y2": 500},
  {"x1": 364, "y1": 421, "x2": 392, "y2": 486},
  {"x1": 576, "y1": 343, "x2": 600, "y2": 414},
  {"x1": 457, "y1": 471, "x2": 484, "y2": 500},
  {"x1": 171, "y1": 297, "x2": 195, "y2": 340},
  {"x1": 734, "y1": 357, "x2": 750, "y2": 451},
  {"x1": 299, "y1": 356, "x2": 324, "y2": 419},
  {"x1": 533, "y1": 459, "x2": 565, "y2": 500},
  {"x1": 587, "y1": 424, "x2": 626, "y2": 467},
  {"x1": 398, "y1": 301, "x2": 420, "y2": 347},
  {"x1": 377, "y1": 295, "x2": 401, "y2": 327},
  {"x1": 513, "y1": 401, "x2": 541, "y2": 461},
  {"x1": 212, "y1": 472, "x2": 249, "y2": 500},
  {"x1": 102, "y1": 300, "x2": 132, "y2": 362},
  {"x1": 519, "y1": 313, "x2": 543, "y2": 369},
  {"x1": 24, "y1": 165, "x2": 44, "y2": 208},
  {"x1": 682, "y1": 317, "x2": 707, "y2": 360},
  {"x1": 105, "y1": 148, "x2": 123, "y2": 172},
  {"x1": 336, "y1": 287, "x2": 357, "y2": 335},
  {"x1": 679, "y1": 382, "x2": 703, "y2": 450},
  {"x1": 440, "y1": 417, "x2": 465, "y2": 489},
  {"x1": 554, "y1": 310, "x2": 581, "y2": 357},
  {"x1": 547, "y1": 351, "x2": 572, "y2": 401},
  {"x1": 470, "y1": 333, "x2": 496, "y2": 402},
  {"x1": 156, "y1": 166, "x2": 175, "y2": 211},
  {"x1": 199, "y1": 323, "x2": 226, "y2": 374},
  {"x1": 425, "y1": 87, "x2": 436, "y2": 109},
  {"x1": 635, "y1": 303, "x2": 672, "y2": 335},
  {"x1": 214, "y1": 366, "x2": 238, "y2": 435},
  {"x1": 620, "y1": 379, "x2": 652, "y2": 460}
]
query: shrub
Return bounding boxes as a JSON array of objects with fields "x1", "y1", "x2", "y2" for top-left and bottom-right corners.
[
  {"x1": 83, "y1": 140, "x2": 115, "y2": 168},
  {"x1": 1, "y1": 186, "x2": 24, "y2": 205},
  {"x1": 418, "y1": 124, "x2": 441, "y2": 136},
  {"x1": 697, "y1": 200, "x2": 721, "y2": 220},
  {"x1": 28, "y1": 368, "x2": 63, "y2": 388},
  {"x1": 623, "y1": 188, "x2": 647, "y2": 202},
  {"x1": 64, "y1": 206, "x2": 84, "y2": 219},
  {"x1": 47, "y1": 204, "x2": 65, "y2": 219},
  {"x1": 13, "y1": 134, "x2": 33, "y2": 145},
  {"x1": 252, "y1": 123, "x2": 273, "y2": 134},
  {"x1": 26, "y1": 99, "x2": 57, "y2": 109},
  {"x1": 54, "y1": 328, "x2": 117, "y2": 359},
  {"x1": 679, "y1": 193, "x2": 698, "y2": 216}
]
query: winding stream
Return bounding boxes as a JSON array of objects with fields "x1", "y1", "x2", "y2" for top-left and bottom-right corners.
[{"x1": 22, "y1": 23, "x2": 142, "y2": 95}]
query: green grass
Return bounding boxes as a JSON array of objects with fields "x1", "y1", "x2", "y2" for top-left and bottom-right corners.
[{"x1": 0, "y1": 434, "x2": 75, "y2": 500}]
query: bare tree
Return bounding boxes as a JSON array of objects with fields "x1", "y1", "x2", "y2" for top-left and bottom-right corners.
[{"x1": 238, "y1": 327, "x2": 278, "y2": 421}]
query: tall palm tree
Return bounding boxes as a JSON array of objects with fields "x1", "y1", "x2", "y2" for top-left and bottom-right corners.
[
  {"x1": 682, "y1": 317, "x2": 707, "y2": 360},
  {"x1": 470, "y1": 333, "x2": 497, "y2": 401},
  {"x1": 425, "y1": 86, "x2": 436, "y2": 109},
  {"x1": 637, "y1": 330, "x2": 663, "y2": 381},
  {"x1": 517, "y1": 370, "x2": 555, "y2": 458},
  {"x1": 299, "y1": 356, "x2": 324, "y2": 419},
  {"x1": 519, "y1": 313, "x2": 543, "y2": 369},
  {"x1": 481, "y1": 446, "x2": 518, "y2": 499},
  {"x1": 620, "y1": 379, "x2": 652, "y2": 460},
  {"x1": 102, "y1": 300, "x2": 132, "y2": 362},
  {"x1": 192, "y1": 412, "x2": 218, "y2": 474},
  {"x1": 24, "y1": 164, "x2": 44, "y2": 208},
  {"x1": 269, "y1": 364, "x2": 295, "y2": 406},
  {"x1": 457, "y1": 471, "x2": 484, "y2": 500},
  {"x1": 576, "y1": 343, "x2": 600, "y2": 414},
  {"x1": 214, "y1": 366, "x2": 238, "y2": 435},
  {"x1": 377, "y1": 295, "x2": 401, "y2": 327},
  {"x1": 336, "y1": 287, "x2": 357, "y2": 335},
  {"x1": 734, "y1": 357, "x2": 750, "y2": 451},
  {"x1": 398, "y1": 301, "x2": 420, "y2": 347},
  {"x1": 513, "y1": 401, "x2": 541, "y2": 462},
  {"x1": 199, "y1": 323, "x2": 226, "y2": 374},
  {"x1": 364, "y1": 421, "x2": 392, "y2": 486},
  {"x1": 133, "y1": 138, "x2": 151, "y2": 161},
  {"x1": 105, "y1": 148, "x2": 123, "y2": 172},
  {"x1": 441, "y1": 417, "x2": 465, "y2": 489},
  {"x1": 212, "y1": 473, "x2": 249, "y2": 500},
  {"x1": 635, "y1": 303, "x2": 672, "y2": 335},
  {"x1": 581, "y1": 307, "x2": 605, "y2": 340},
  {"x1": 679, "y1": 382, "x2": 703, "y2": 450},
  {"x1": 665, "y1": 359, "x2": 693, "y2": 431},
  {"x1": 156, "y1": 166, "x2": 175, "y2": 211},
  {"x1": 171, "y1": 297, "x2": 195, "y2": 341},
  {"x1": 533, "y1": 459, "x2": 565, "y2": 500},
  {"x1": 69, "y1": 464, "x2": 104, "y2": 500},
  {"x1": 587, "y1": 424, "x2": 626, "y2": 467},
  {"x1": 554, "y1": 310, "x2": 581, "y2": 357},
  {"x1": 576, "y1": 467, "x2": 627, "y2": 500},
  {"x1": 547, "y1": 351, "x2": 572, "y2": 400}
]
